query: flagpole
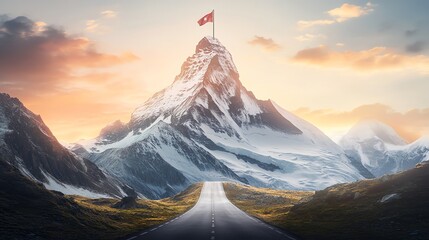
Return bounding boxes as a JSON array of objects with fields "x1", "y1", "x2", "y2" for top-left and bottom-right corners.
[{"x1": 213, "y1": 9, "x2": 215, "y2": 39}]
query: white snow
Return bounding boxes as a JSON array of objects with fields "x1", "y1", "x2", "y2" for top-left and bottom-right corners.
[
  {"x1": 340, "y1": 120, "x2": 429, "y2": 177},
  {"x1": 73, "y1": 36, "x2": 367, "y2": 194},
  {"x1": 341, "y1": 120, "x2": 406, "y2": 146},
  {"x1": 379, "y1": 193, "x2": 400, "y2": 203},
  {"x1": 42, "y1": 171, "x2": 111, "y2": 199},
  {"x1": 0, "y1": 108, "x2": 11, "y2": 141},
  {"x1": 240, "y1": 92, "x2": 262, "y2": 115}
]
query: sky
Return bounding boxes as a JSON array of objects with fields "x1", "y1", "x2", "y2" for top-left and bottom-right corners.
[{"x1": 0, "y1": 0, "x2": 428, "y2": 143}]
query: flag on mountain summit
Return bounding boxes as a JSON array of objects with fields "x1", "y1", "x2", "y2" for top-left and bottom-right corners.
[{"x1": 197, "y1": 11, "x2": 214, "y2": 26}]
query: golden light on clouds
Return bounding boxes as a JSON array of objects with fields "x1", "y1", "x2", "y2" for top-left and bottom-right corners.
[
  {"x1": 327, "y1": 3, "x2": 374, "y2": 22},
  {"x1": 292, "y1": 45, "x2": 429, "y2": 73},
  {"x1": 297, "y1": 20, "x2": 335, "y2": 29},
  {"x1": 298, "y1": 2, "x2": 374, "y2": 29},
  {"x1": 0, "y1": 15, "x2": 142, "y2": 142},
  {"x1": 248, "y1": 36, "x2": 281, "y2": 52},
  {"x1": 293, "y1": 104, "x2": 429, "y2": 142}
]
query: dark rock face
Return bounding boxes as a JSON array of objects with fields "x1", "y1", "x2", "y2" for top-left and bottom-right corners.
[
  {"x1": 98, "y1": 120, "x2": 129, "y2": 144},
  {"x1": 112, "y1": 196, "x2": 138, "y2": 209},
  {"x1": 0, "y1": 93, "x2": 124, "y2": 197}
]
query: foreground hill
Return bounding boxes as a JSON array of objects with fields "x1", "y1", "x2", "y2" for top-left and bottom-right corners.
[
  {"x1": 0, "y1": 160, "x2": 202, "y2": 240},
  {"x1": 224, "y1": 161, "x2": 429, "y2": 240}
]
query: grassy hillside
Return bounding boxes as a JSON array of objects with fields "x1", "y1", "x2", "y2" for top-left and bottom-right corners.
[
  {"x1": 223, "y1": 183, "x2": 313, "y2": 226},
  {"x1": 224, "y1": 161, "x2": 429, "y2": 240},
  {"x1": 0, "y1": 160, "x2": 202, "y2": 240}
]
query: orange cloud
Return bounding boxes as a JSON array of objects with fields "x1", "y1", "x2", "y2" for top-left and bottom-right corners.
[
  {"x1": 298, "y1": 2, "x2": 374, "y2": 29},
  {"x1": 0, "y1": 15, "x2": 141, "y2": 142},
  {"x1": 248, "y1": 36, "x2": 281, "y2": 52},
  {"x1": 292, "y1": 45, "x2": 429, "y2": 73},
  {"x1": 297, "y1": 20, "x2": 335, "y2": 29},
  {"x1": 327, "y1": 3, "x2": 374, "y2": 22},
  {"x1": 293, "y1": 104, "x2": 429, "y2": 142},
  {"x1": 0, "y1": 16, "x2": 138, "y2": 92}
]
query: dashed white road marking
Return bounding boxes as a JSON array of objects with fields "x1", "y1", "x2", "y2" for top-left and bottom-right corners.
[
  {"x1": 212, "y1": 223, "x2": 215, "y2": 228},
  {"x1": 139, "y1": 232, "x2": 147, "y2": 236},
  {"x1": 210, "y1": 236, "x2": 215, "y2": 240}
]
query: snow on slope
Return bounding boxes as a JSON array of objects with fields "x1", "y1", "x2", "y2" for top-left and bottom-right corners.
[
  {"x1": 73, "y1": 36, "x2": 366, "y2": 198},
  {"x1": 42, "y1": 171, "x2": 111, "y2": 199},
  {"x1": 0, "y1": 93, "x2": 128, "y2": 199},
  {"x1": 340, "y1": 120, "x2": 429, "y2": 177}
]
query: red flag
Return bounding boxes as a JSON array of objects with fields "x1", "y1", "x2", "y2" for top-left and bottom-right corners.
[{"x1": 197, "y1": 11, "x2": 214, "y2": 26}]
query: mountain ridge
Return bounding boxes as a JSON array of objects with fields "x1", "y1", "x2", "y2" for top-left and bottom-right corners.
[
  {"x1": 72, "y1": 36, "x2": 366, "y2": 198},
  {"x1": 0, "y1": 93, "x2": 129, "y2": 198},
  {"x1": 340, "y1": 120, "x2": 429, "y2": 177}
]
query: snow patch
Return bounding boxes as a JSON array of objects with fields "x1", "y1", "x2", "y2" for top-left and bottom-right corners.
[
  {"x1": 379, "y1": 193, "x2": 400, "y2": 203},
  {"x1": 42, "y1": 171, "x2": 111, "y2": 199}
]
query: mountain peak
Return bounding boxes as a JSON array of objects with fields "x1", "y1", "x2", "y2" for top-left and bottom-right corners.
[
  {"x1": 195, "y1": 36, "x2": 224, "y2": 53},
  {"x1": 131, "y1": 36, "x2": 239, "y2": 122},
  {"x1": 341, "y1": 119, "x2": 406, "y2": 146}
]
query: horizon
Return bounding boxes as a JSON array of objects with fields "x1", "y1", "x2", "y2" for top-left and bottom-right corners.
[{"x1": 0, "y1": 0, "x2": 428, "y2": 143}]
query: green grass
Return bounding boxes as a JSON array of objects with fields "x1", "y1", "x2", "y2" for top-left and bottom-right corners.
[{"x1": 224, "y1": 162, "x2": 429, "y2": 240}]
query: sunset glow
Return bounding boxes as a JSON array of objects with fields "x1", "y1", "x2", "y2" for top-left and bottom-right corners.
[{"x1": 1, "y1": 0, "x2": 428, "y2": 143}]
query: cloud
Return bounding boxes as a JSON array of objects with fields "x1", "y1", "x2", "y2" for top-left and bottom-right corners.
[
  {"x1": 292, "y1": 45, "x2": 429, "y2": 73},
  {"x1": 297, "y1": 20, "x2": 335, "y2": 29},
  {"x1": 248, "y1": 36, "x2": 281, "y2": 52},
  {"x1": 85, "y1": 19, "x2": 99, "y2": 32},
  {"x1": 101, "y1": 10, "x2": 117, "y2": 18},
  {"x1": 298, "y1": 2, "x2": 374, "y2": 29},
  {"x1": 327, "y1": 2, "x2": 374, "y2": 22},
  {"x1": 86, "y1": 10, "x2": 118, "y2": 33},
  {"x1": 0, "y1": 15, "x2": 142, "y2": 142},
  {"x1": 406, "y1": 41, "x2": 426, "y2": 53},
  {"x1": 293, "y1": 104, "x2": 429, "y2": 142},
  {"x1": 0, "y1": 15, "x2": 138, "y2": 92},
  {"x1": 295, "y1": 33, "x2": 326, "y2": 42}
]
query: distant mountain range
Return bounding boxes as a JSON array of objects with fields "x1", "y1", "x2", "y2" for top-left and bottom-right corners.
[{"x1": 340, "y1": 120, "x2": 429, "y2": 177}]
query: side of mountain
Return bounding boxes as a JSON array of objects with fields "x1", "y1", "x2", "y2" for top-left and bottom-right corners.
[
  {"x1": 340, "y1": 120, "x2": 429, "y2": 177},
  {"x1": 0, "y1": 93, "x2": 128, "y2": 198},
  {"x1": 224, "y1": 161, "x2": 429, "y2": 240},
  {"x1": 72, "y1": 37, "x2": 366, "y2": 199},
  {"x1": 0, "y1": 159, "x2": 202, "y2": 240}
]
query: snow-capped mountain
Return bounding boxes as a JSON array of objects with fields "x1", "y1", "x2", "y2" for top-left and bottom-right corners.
[
  {"x1": 0, "y1": 93, "x2": 131, "y2": 198},
  {"x1": 340, "y1": 120, "x2": 429, "y2": 177},
  {"x1": 72, "y1": 36, "x2": 365, "y2": 199}
]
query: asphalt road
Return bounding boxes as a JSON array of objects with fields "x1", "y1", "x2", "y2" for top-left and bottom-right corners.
[{"x1": 127, "y1": 182, "x2": 298, "y2": 240}]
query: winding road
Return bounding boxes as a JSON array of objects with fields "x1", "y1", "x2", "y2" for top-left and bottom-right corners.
[{"x1": 127, "y1": 182, "x2": 298, "y2": 240}]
